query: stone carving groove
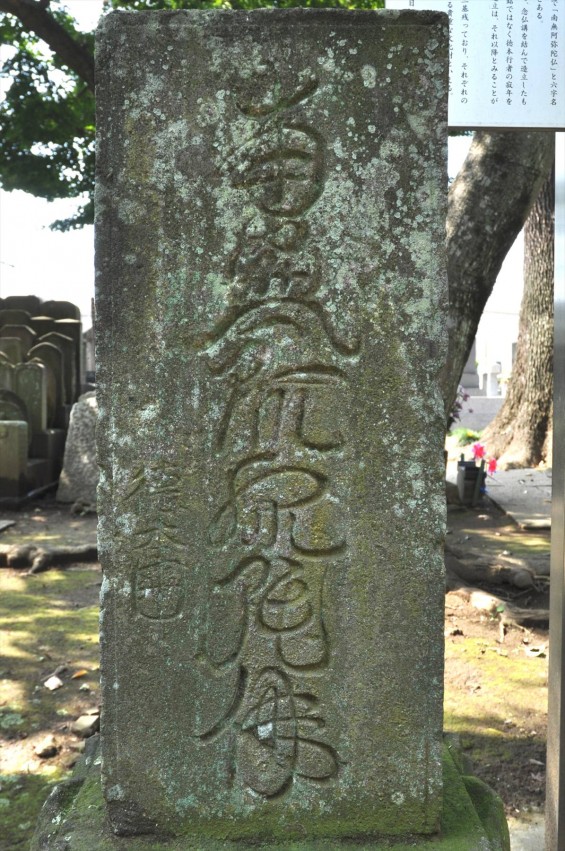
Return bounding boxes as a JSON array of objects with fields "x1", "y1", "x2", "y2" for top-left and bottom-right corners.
[{"x1": 199, "y1": 75, "x2": 347, "y2": 796}]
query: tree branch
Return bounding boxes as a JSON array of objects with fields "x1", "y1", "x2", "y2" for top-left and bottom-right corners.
[{"x1": 0, "y1": 0, "x2": 95, "y2": 90}]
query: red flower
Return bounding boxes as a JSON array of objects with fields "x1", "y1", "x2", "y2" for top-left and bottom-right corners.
[
  {"x1": 487, "y1": 458, "x2": 497, "y2": 475},
  {"x1": 472, "y1": 442, "x2": 486, "y2": 460}
]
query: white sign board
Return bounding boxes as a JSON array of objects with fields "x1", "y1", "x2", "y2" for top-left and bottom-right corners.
[{"x1": 386, "y1": 0, "x2": 565, "y2": 129}]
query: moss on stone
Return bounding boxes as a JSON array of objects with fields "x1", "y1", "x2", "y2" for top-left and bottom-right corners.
[{"x1": 31, "y1": 742, "x2": 509, "y2": 850}]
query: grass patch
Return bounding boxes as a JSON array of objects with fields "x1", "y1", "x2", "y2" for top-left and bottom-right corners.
[{"x1": 0, "y1": 565, "x2": 100, "y2": 851}]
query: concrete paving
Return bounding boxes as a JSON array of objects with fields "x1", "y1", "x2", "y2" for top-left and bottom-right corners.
[
  {"x1": 485, "y1": 468, "x2": 552, "y2": 530},
  {"x1": 507, "y1": 816, "x2": 545, "y2": 850},
  {"x1": 446, "y1": 460, "x2": 552, "y2": 530}
]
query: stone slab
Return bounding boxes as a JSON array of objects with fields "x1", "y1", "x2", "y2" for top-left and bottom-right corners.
[
  {"x1": 57, "y1": 391, "x2": 98, "y2": 505},
  {"x1": 96, "y1": 8, "x2": 448, "y2": 843},
  {"x1": 1, "y1": 295, "x2": 40, "y2": 315},
  {"x1": 15, "y1": 361, "x2": 48, "y2": 437},
  {"x1": 0, "y1": 337, "x2": 23, "y2": 365},
  {"x1": 30, "y1": 740, "x2": 510, "y2": 851},
  {"x1": 0, "y1": 421, "x2": 28, "y2": 497},
  {"x1": 30, "y1": 428, "x2": 66, "y2": 482}
]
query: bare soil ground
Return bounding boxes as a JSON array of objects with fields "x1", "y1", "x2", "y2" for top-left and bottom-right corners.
[
  {"x1": 0, "y1": 494, "x2": 550, "y2": 849},
  {"x1": 444, "y1": 497, "x2": 549, "y2": 820}
]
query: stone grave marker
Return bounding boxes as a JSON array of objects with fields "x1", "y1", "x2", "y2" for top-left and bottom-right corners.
[
  {"x1": 42, "y1": 299, "x2": 81, "y2": 320},
  {"x1": 95, "y1": 8, "x2": 450, "y2": 844},
  {"x1": 0, "y1": 389, "x2": 30, "y2": 449},
  {"x1": 0, "y1": 337, "x2": 24, "y2": 366},
  {"x1": 54, "y1": 318, "x2": 83, "y2": 393},
  {"x1": 56, "y1": 391, "x2": 98, "y2": 506},
  {"x1": 27, "y1": 341, "x2": 65, "y2": 419},
  {"x1": 0, "y1": 421, "x2": 28, "y2": 498},
  {"x1": 0, "y1": 308, "x2": 32, "y2": 328},
  {"x1": 27, "y1": 356, "x2": 57, "y2": 428},
  {"x1": 15, "y1": 362, "x2": 48, "y2": 437},
  {"x1": 0, "y1": 323, "x2": 37, "y2": 354},
  {"x1": 41, "y1": 331, "x2": 77, "y2": 404},
  {"x1": 30, "y1": 316, "x2": 59, "y2": 338},
  {"x1": 1, "y1": 294, "x2": 41, "y2": 316},
  {"x1": 0, "y1": 358, "x2": 14, "y2": 391}
]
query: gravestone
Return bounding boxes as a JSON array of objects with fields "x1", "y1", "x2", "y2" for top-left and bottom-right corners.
[
  {"x1": 27, "y1": 341, "x2": 65, "y2": 421},
  {"x1": 0, "y1": 323, "x2": 36, "y2": 354},
  {"x1": 0, "y1": 358, "x2": 14, "y2": 391},
  {"x1": 0, "y1": 421, "x2": 28, "y2": 498},
  {"x1": 30, "y1": 315, "x2": 59, "y2": 338},
  {"x1": 30, "y1": 9, "x2": 509, "y2": 851},
  {"x1": 54, "y1": 318, "x2": 84, "y2": 394},
  {"x1": 56, "y1": 391, "x2": 98, "y2": 506},
  {"x1": 0, "y1": 337, "x2": 23, "y2": 365},
  {"x1": 97, "y1": 7, "x2": 448, "y2": 843},
  {"x1": 42, "y1": 299, "x2": 81, "y2": 320},
  {"x1": 41, "y1": 331, "x2": 77, "y2": 404},
  {"x1": 1, "y1": 294, "x2": 41, "y2": 315},
  {"x1": 27, "y1": 356, "x2": 57, "y2": 428},
  {"x1": 15, "y1": 362, "x2": 48, "y2": 437},
  {"x1": 0, "y1": 388, "x2": 28, "y2": 425},
  {"x1": 0, "y1": 308, "x2": 32, "y2": 328},
  {"x1": 0, "y1": 390, "x2": 30, "y2": 450}
]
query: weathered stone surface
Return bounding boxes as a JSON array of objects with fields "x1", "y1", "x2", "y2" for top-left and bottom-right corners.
[
  {"x1": 15, "y1": 362, "x2": 48, "y2": 437},
  {"x1": 27, "y1": 341, "x2": 65, "y2": 423},
  {"x1": 0, "y1": 308, "x2": 32, "y2": 329},
  {"x1": 55, "y1": 318, "x2": 84, "y2": 394},
  {"x1": 0, "y1": 388, "x2": 28, "y2": 425},
  {"x1": 29, "y1": 742, "x2": 510, "y2": 851},
  {"x1": 30, "y1": 315, "x2": 58, "y2": 338},
  {"x1": 57, "y1": 391, "x2": 98, "y2": 504},
  {"x1": 0, "y1": 337, "x2": 23, "y2": 365},
  {"x1": 96, "y1": 8, "x2": 448, "y2": 843},
  {"x1": 0, "y1": 421, "x2": 28, "y2": 497},
  {"x1": 41, "y1": 331, "x2": 77, "y2": 404},
  {"x1": 42, "y1": 299, "x2": 81, "y2": 321},
  {"x1": 0, "y1": 358, "x2": 14, "y2": 391},
  {"x1": 0, "y1": 323, "x2": 36, "y2": 353},
  {"x1": 1, "y1": 295, "x2": 41, "y2": 316}
]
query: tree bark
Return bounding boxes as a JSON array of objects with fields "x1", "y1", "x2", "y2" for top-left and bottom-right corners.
[
  {"x1": 443, "y1": 131, "x2": 554, "y2": 420},
  {"x1": 0, "y1": 0, "x2": 95, "y2": 91},
  {"x1": 481, "y1": 164, "x2": 555, "y2": 468}
]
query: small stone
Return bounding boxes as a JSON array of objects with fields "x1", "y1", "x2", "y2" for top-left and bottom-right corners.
[
  {"x1": 71, "y1": 714, "x2": 100, "y2": 737},
  {"x1": 60, "y1": 753, "x2": 80, "y2": 770},
  {"x1": 43, "y1": 675, "x2": 63, "y2": 691},
  {"x1": 34, "y1": 735, "x2": 58, "y2": 759}
]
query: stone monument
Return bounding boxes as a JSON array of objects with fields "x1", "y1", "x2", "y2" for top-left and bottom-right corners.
[
  {"x1": 32, "y1": 8, "x2": 509, "y2": 850},
  {"x1": 0, "y1": 297, "x2": 84, "y2": 502}
]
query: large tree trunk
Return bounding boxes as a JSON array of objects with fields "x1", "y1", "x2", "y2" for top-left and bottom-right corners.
[
  {"x1": 443, "y1": 131, "x2": 554, "y2": 419},
  {"x1": 481, "y1": 165, "x2": 555, "y2": 468}
]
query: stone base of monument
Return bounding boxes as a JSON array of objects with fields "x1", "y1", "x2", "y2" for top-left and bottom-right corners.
[{"x1": 31, "y1": 737, "x2": 510, "y2": 851}]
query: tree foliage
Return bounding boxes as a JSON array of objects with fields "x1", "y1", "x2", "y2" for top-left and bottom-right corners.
[{"x1": 0, "y1": 0, "x2": 383, "y2": 228}]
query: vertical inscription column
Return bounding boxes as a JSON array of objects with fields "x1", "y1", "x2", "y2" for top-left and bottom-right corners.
[
  {"x1": 96, "y1": 9, "x2": 448, "y2": 843},
  {"x1": 200, "y1": 76, "x2": 351, "y2": 797}
]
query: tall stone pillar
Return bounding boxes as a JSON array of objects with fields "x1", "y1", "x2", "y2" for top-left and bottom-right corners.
[{"x1": 95, "y1": 9, "x2": 448, "y2": 842}]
